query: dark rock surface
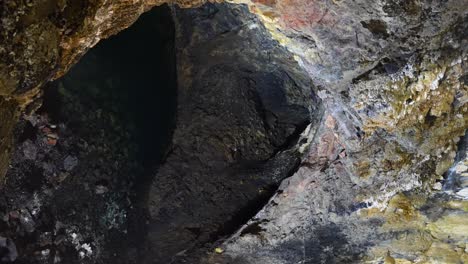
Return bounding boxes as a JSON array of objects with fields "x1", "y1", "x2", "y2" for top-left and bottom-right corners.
[
  {"x1": 0, "y1": 5, "x2": 177, "y2": 264},
  {"x1": 142, "y1": 3, "x2": 318, "y2": 263}
]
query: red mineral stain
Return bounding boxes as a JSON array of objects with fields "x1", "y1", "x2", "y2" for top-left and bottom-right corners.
[
  {"x1": 278, "y1": 0, "x2": 335, "y2": 31},
  {"x1": 46, "y1": 138, "x2": 57, "y2": 146},
  {"x1": 41, "y1": 127, "x2": 51, "y2": 134}
]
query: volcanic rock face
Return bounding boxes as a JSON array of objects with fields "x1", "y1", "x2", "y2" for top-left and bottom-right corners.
[
  {"x1": 143, "y1": 4, "x2": 317, "y2": 262},
  {"x1": 0, "y1": 0, "x2": 467, "y2": 264},
  {"x1": 209, "y1": 1, "x2": 468, "y2": 263},
  {"x1": 243, "y1": 0, "x2": 466, "y2": 88}
]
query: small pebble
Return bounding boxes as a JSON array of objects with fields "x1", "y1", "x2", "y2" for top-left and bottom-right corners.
[
  {"x1": 41, "y1": 249, "x2": 50, "y2": 257},
  {"x1": 63, "y1": 156, "x2": 78, "y2": 171},
  {"x1": 95, "y1": 185, "x2": 108, "y2": 195}
]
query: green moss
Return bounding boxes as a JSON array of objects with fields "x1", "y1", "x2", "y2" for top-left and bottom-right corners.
[
  {"x1": 0, "y1": 64, "x2": 19, "y2": 96},
  {"x1": 0, "y1": 96, "x2": 20, "y2": 182}
]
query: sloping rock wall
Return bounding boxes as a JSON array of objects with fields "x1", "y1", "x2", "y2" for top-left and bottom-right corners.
[{"x1": 143, "y1": 4, "x2": 318, "y2": 262}]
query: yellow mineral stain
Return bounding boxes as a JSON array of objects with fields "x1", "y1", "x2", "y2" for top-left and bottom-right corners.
[
  {"x1": 427, "y1": 213, "x2": 468, "y2": 241},
  {"x1": 446, "y1": 200, "x2": 468, "y2": 212}
]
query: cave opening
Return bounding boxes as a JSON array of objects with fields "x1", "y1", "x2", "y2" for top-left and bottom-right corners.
[
  {"x1": 2, "y1": 4, "x2": 177, "y2": 263},
  {"x1": 41, "y1": 4, "x2": 177, "y2": 168}
]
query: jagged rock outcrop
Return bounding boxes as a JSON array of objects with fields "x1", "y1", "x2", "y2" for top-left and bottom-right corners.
[{"x1": 206, "y1": 1, "x2": 468, "y2": 263}]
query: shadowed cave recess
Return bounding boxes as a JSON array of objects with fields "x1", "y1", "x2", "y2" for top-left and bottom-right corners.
[{"x1": 1, "y1": 3, "x2": 317, "y2": 264}]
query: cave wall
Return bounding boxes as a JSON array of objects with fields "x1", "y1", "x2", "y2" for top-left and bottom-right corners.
[
  {"x1": 241, "y1": 0, "x2": 467, "y2": 87},
  {"x1": 206, "y1": 1, "x2": 468, "y2": 263},
  {"x1": 0, "y1": 0, "x2": 467, "y2": 263},
  {"x1": 1, "y1": 0, "x2": 466, "y2": 181},
  {"x1": 0, "y1": 98, "x2": 18, "y2": 185}
]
